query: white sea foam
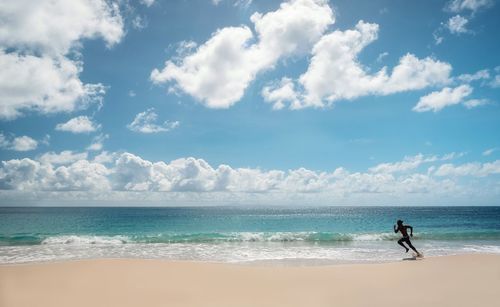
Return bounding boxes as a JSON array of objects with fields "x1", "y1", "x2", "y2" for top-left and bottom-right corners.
[
  {"x1": 234, "y1": 232, "x2": 399, "y2": 242},
  {"x1": 2, "y1": 239, "x2": 500, "y2": 265},
  {"x1": 462, "y1": 245, "x2": 500, "y2": 253},
  {"x1": 32, "y1": 231, "x2": 484, "y2": 245},
  {"x1": 235, "y1": 232, "x2": 314, "y2": 242},
  {"x1": 41, "y1": 235, "x2": 129, "y2": 245},
  {"x1": 351, "y1": 233, "x2": 398, "y2": 241},
  {"x1": 2, "y1": 232, "x2": 500, "y2": 265}
]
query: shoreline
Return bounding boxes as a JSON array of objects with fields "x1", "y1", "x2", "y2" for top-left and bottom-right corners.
[
  {"x1": 0, "y1": 251, "x2": 497, "y2": 267},
  {"x1": 1, "y1": 254, "x2": 499, "y2": 307}
]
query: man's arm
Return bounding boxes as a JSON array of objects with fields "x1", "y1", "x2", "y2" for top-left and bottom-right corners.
[
  {"x1": 394, "y1": 225, "x2": 399, "y2": 233},
  {"x1": 406, "y1": 225, "x2": 413, "y2": 236}
]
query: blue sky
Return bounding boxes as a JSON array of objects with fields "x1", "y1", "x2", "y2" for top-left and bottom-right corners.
[{"x1": 0, "y1": 0, "x2": 499, "y2": 206}]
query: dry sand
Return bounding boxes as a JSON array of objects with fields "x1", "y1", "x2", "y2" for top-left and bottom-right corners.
[{"x1": 1, "y1": 254, "x2": 499, "y2": 307}]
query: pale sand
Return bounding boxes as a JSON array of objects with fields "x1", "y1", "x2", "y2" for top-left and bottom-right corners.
[{"x1": 1, "y1": 254, "x2": 499, "y2": 307}]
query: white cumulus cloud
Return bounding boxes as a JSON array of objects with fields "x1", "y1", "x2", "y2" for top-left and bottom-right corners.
[
  {"x1": 446, "y1": 15, "x2": 469, "y2": 34},
  {"x1": 434, "y1": 160, "x2": 500, "y2": 177},
  {"x1": 369, "y1": 153, "x2": 458, "y2": 174},
  {"x1": 457, "y1": 69, "x2": 490, "y2": 82},
  {"x1": 39, "y1": 151, "x2": 88, "y2": 165},
  {"x1": 413, "y1": 84, "x2": 474, "y2": 112},
  {"x1": 1, "y1": 151, "x2": 499, "y2": 205},
  {"x1": 0, "y1": 133, "x2": 38, "y2": 151},
  {"x1": 92, "y1": 151, "x2": 118, "y2": 164},
  {"x1": 463, "y1": 98, "x2": 489, "y2": 109},
  {"x1": 438, "y1": 0, "x2": 494, "y2": 41},
  {"x1": 0, "y1": 51, "x2": 106, "y2": 120},
  {"x1": 264, "y1": 21, "x2": 452, "y2": 109},
  {"x1": 0, "y1": 0, "x2": 124, "y2": 119},
  {"x1": 0, "y1": 158, "x2": 111, "y2": 191},
  {"x1": 261, "y1": 77, "x2": 300, "y2": 110},
  {"x1": 127, "y1": 108, "x2": 179, "y2": 134},
  {"x1": 10, "y1": 136, "x2": 38, "y2": 152},
  {"x1": 151, "y1": 0, "x2": 334, "y2": 108},
  {"x1": 0, "y1": 151, "x2": 477, "y2": 194},
  {"x1": 55, "y1": 116, "x2": 101, "y2": 133},
  {"x1": 445, "y1": 0, "x2": 494, "y2": 13},
  {"x1": 0, "y1": 0, "x2": 123, "y2": 55}
]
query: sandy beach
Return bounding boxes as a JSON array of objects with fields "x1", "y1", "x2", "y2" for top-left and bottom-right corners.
[{"x1": 0, "y1": 254, "x2": 499, "y2": 307}]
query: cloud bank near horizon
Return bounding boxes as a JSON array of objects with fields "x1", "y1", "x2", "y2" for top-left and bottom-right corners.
[{"x1": 1, "y1": 151, "x2": 498, "y2": 205}]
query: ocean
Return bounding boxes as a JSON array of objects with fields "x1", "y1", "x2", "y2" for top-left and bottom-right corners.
[{"x1": 1, "y1": 206, "x2": 500, "y2": 265}]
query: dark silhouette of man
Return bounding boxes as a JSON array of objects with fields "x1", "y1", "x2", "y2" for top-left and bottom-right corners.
[{"x1": 394, "y1": 220, "x2": 421, "y2": 257}]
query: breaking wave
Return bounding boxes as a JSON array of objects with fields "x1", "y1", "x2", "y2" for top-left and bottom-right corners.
[
  {"x1": 2, "y1": 231, "x2": 500, "y2": 246},
  {"x1": 41, "y1": 235, "x2": 129, "y2": 245}
]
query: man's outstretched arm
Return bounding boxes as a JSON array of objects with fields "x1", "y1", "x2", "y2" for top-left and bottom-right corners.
[
  {"x1": 394, "y1": 225, "x2": 399, "y2": 233},
  {"x1": 406, "y1": 225, "x2": 413, "y2": 236}
]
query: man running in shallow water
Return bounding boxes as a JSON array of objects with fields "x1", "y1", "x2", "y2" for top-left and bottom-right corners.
[{"x1": 394, "y1": 220, "x2": 422, "y2": 256}]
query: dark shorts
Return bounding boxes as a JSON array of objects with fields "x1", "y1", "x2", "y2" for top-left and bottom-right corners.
[{"x1": 398, "y1": 236, "x2": 411, "y2": 245}]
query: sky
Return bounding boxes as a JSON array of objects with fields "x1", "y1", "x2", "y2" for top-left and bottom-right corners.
[{"x1": 0, "y1": 0, "x2": 499, "y2": 206}]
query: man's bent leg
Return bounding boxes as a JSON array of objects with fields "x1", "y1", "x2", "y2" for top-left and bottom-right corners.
[
  {"x1": 406, "y1": 238, "x2": 419, "y2": 254},
  {"x1": 397, "y1": 238, "x2": 409, "y2": 252}
]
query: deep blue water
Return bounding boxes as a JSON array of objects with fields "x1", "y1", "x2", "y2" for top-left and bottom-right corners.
[{"x1": 1, "y1": 206, "x2": 500, "y2": 264}]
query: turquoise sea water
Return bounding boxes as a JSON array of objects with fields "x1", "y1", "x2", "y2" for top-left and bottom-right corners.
[{"x1": 1, "y1": 206, "x2": 500, "y2": 264}]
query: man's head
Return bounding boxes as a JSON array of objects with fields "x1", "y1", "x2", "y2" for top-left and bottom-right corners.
[{"x1": 397, "y1": 220, "x2": 403, "y2": 226}]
